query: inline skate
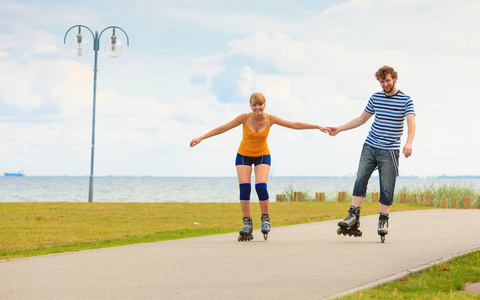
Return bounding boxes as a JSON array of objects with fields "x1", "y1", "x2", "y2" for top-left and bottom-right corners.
[
  {"x1": 378, "y1": 212, "x2": 389, "y2": 243},
  {"x1": 337, "y1": 205, "x2": 362, "y2": 237},
  {"x1": 238, "y1": 217, "x2": 253, "y2": 242},
  {"x1": 261, "y1": 214, "x2": 271, "y2": 241}
]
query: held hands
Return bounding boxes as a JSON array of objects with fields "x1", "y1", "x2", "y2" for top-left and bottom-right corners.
[{"x1": 325, "y1": 127, "x2": 339, "y2": 136}]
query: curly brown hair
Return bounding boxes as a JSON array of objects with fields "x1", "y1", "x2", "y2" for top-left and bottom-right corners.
[{"x1": 375, "y1": 66, "x2": 397, "y2": 81}]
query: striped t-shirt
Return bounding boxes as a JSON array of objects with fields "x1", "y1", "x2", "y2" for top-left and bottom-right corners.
[{"x1": 364, "y1": 90, "x2": 415, "y2": 150}]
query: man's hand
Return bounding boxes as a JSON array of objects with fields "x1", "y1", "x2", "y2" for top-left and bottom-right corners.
[
  {"x1": 326, "y1": 127, "x2": 340, "y2": 136},
  {"x1": 403, "y1": 143, "x2": 413, "y2": 158}
]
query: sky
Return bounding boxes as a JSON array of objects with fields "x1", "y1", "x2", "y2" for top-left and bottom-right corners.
[{"x1": 0, "y1": 0, "x2": 479, "y2": 177}]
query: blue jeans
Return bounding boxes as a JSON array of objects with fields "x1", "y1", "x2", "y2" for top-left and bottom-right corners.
[{"x1": 353, "y1": 144, "x2": 399, "y2": 206}]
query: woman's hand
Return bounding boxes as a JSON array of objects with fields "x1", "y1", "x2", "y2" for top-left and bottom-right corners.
[
  {"x1": 318, "y1": 126, "x2": 328, "y2": 133},
  {"x1": 190, "y1": 138, "x2": 202, "y2": 147}
]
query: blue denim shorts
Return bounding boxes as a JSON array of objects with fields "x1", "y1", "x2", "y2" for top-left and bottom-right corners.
[
  {"x1": 235, "y1": 153, "x2": 271, "y2": 166},
  {"x1": 352, "y1": 144, "x2": 399, "y2": 206}
]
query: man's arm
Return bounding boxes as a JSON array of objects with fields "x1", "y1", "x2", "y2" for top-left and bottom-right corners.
[
  {"x1": 327, "y1": 111, "x2": 373, "y2": 136},
  {"x1": 403, "y1": 114, "x2": 415, "y2": 158}
]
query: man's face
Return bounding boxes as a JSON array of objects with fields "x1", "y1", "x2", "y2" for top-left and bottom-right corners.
[{"x1": 379, "y1": 73, "x2": 397, "y2": 95}]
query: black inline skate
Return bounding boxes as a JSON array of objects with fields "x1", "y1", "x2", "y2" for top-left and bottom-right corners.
[
  {"x1": 337, "y1": 205, "x2": 362, "y2": 237},
  {"x1": 238, "y1": 217, "x2": 253, "y2": 242},
  {"x1": 261, "y1": 214, "x2": 271, "y2": 241},
  {"x1": 377, "y1": 212, "x2": 389, "y2": 243}
]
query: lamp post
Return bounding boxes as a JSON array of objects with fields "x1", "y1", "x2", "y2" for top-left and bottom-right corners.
[{"x1": 64, "y1": 25, "x2": 129, "y2": 202}]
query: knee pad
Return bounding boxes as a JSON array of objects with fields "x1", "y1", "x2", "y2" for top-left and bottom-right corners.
[
  {"x1": 239, "y1": 183, "x2": 251, "y2": 201},
  {"x1": 255, "y1": 183, "x2": 269, "y2": 201}
]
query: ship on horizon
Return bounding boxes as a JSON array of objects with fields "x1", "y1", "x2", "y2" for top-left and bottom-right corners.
[{"x1": 4, "y1": 170, "x2": 25, "y2": 177}]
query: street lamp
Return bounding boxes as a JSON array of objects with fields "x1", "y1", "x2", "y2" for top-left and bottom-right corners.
[{"x1": 64, "y1": 25, "x2": 129, "y2": 202}]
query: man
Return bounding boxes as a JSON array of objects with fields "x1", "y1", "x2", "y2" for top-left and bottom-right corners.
[{"x1": 327, "y1": 65, "x2": 416, "y2": 242}]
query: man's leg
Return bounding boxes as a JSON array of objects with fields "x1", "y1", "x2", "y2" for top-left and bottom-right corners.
[
  {"x1": 338, "y1": 144, "x2": 376, "y2": 236},
  {"x1": 352, "y1": 144, "x2": 377, "y2": 205},
  {"x1": 380, "y1": 203, "x2": 391, "y2": 214},
  {"x1": 378, "y1": 149, "x2": 399, "y2": 209},
  {"x1": 352, "y1": 196, "x2": 364, "y2": 207},
  {"x1": 377, "y1": 149, "x2": 399, "y2": 239}
]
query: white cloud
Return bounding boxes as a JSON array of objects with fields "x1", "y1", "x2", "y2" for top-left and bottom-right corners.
[
  {"x1": 23, "y1": 44, "x2": 60, "y2": 57},
  {"x1": 1, "y1": 0, "x2": 479, "y2": 176},
  {"x1": 321, "y1": 0, "x2": 375, "y2": 17},
  {"x1": 186, "y1": 1, "x2": 480, "y2": 176},
  {"x1": 228, "y1": 31, "x2": 307, "y2": 73}
]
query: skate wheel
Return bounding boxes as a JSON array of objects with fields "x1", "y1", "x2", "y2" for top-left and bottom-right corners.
[
  {"x1": 263, "y1": 233, "x2": 268, "y2": 241},
  {"x1": 348, "y1": 232, "x2": 352, "y2": 236},
  {"x1": 381, "y1": 235, "x2": 385, "y2": 243},
  {"x1": 337, "y1": 228, "x2": 342, "y2": 235}
]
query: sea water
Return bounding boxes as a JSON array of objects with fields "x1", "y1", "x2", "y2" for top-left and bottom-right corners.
[{"x1": 0, "y1": 176, "x2": 478, "y2": 203}]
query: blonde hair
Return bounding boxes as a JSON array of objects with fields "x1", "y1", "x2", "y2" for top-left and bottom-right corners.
[
  {"x1": 375, "y1": 65, "x2": 398, "y2": 80},
  {"x1": 250, "y1": 93, "x2": 266, "y2": 105}
]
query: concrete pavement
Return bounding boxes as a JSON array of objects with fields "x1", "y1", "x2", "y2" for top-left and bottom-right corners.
[{"x1": 1, "y1": 209, "x2": 480, "y2": 299}]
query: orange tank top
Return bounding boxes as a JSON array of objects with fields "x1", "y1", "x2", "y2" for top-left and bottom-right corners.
[{"x1": 237, "y1": 113, "x2": 270, "y2": 157}]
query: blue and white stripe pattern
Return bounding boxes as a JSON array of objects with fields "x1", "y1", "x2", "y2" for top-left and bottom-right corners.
[{"x1": 364, "y1": 90, "x2": 415, "y2": 150}]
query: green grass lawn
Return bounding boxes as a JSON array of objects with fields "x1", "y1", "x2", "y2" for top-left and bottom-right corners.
[
  {"x1": 1, "y1": 201, "x2": 479, "y2": 298},
  {"x1": 340, "y1": 250, "x2": 480, "y2": 299},
  {"x1": 0, "y1": 201, "x2": 422, "y2": 260}
]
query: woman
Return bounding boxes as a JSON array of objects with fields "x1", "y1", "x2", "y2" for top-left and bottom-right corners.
[{"x1": 190, "y1": 93, "x2": 327, "y2": 241}]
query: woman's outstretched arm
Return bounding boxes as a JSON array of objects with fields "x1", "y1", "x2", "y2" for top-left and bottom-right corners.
[
  {"x1": 269, "y1": 115, "x2": 327, "y2": 133},
  {"x1": 190, "y1": 114, "x2": 247, "y2": 147}
]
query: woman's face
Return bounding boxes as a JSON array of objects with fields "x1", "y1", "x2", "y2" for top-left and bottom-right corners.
[{"x1": 250, "y1": 101, "x2": 265, "y2": 114}]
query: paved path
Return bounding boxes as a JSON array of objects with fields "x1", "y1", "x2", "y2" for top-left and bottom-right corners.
[{"x1": 1, "y1": 209, "x2": 480, "y2": 299}]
